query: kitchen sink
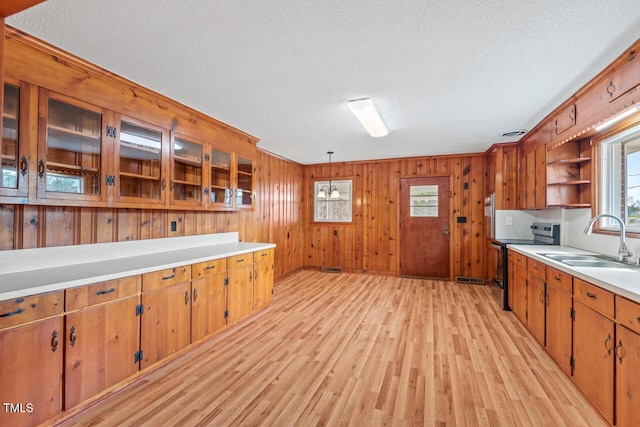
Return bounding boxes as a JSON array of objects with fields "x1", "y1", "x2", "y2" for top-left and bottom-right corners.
[{"x1": 540, "y1": 253, "x2": 631, "y2": 269}]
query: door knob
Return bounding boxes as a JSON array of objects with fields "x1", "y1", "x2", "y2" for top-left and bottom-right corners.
[{"x1": 443, "y1": 225, "x2": 449, "y2": 235}]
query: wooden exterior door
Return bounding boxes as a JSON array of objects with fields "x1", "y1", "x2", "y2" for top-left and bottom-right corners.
[
  {"x1": 64, "y1": 295, "x2": 140, "y2": 409},
  {"x1": 399, "y1": 176, "x2": 450, "y2": 279}
]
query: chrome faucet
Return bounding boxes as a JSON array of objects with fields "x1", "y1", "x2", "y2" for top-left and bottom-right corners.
[{"x1": 583, "y1": 214, "x2": 633, "y2": 263}]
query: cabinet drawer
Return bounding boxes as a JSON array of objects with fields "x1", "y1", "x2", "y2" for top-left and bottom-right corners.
[
  {"x1": 66, "y1": 275, "x2": 141, "y2": 311},
  {"x1": 546, "y1": 266, "x2": 572, "y2": 294},
  {"x1": 574, "y1": 278, "x2": 614, "y2": 318},
  {"x1": 513, "y1": 252, "x2": 527, "y2": 268},
  {"x1": 0, "y1": 290, "x2": 63, "y2": 330},
  {"x1": 192, "y1": 258, "x2": 226, "y2": 279},
  {"x1": 227, "y1": 253, "x2": 254, "y2": 269},
  {"x1": 527, "y1": 258, "x2": 547, "y2": 280},
  {"x1": 142, "y1": 265, "x2": 191, "y2": 292},
  {"x1": 255, "y1": 248, "x2": 274, "y2": 261},
  {"x1": 616, "y1": 296, "x2": 640, "y2": 335}
]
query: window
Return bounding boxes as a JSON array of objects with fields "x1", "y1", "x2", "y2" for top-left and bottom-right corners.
[
  {"x1": 314, "y1": 179, "x2": 352, "y2": 222},
  {"x1": 46, "y1": 172, "x2": 84, "y2": 193},
  {"x1": 409, "y1": 185, "x2": 439, "y2": 217},
  {"x1": 600, "y1": 124, "x2": 640, "y2": 232}
]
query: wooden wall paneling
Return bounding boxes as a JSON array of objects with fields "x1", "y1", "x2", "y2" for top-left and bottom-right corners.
[
  {"x1": 0, "y1": 204, "x2": 14, "y2": 250},
  {"x1": 44, "y1": 206, "x2": 78, "y2": 247},
  {"x1": 21, "y1": 205, "x2": 40, "y2": 248},
  {"x1": 451, "y1": 158, "x2": 464, "y2": 279},
  {"x1": 116, "y1": 209, "x2": 140, "y2": 242},
  {"x1": 95, "y1": 208, "x2": 115, "y2": 243},
  {"x1": 79, "y1": 207, "x2": 96, "y2": 245},
  {"x1": 469, "y1": 155, "x2": 486, "y2": 279}
]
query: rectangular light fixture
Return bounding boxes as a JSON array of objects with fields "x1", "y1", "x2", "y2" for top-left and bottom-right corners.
[
  {"x1": 348, "y1": 98, "x2": 389, "y2": 137},
  {"x1": 595, "y1": 106, "x2": 640, "y2": 131}
]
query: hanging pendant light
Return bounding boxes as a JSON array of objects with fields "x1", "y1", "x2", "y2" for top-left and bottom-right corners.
[{"x1": 317, "y1": 151, "x2": 340, "y2": 200}]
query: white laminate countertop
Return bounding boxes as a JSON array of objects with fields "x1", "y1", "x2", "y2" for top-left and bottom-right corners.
[
  {"x1": 0, "y1": 233, "x2": 275, "y2": 301},
  {"x1": 509, "y1": 245, "x2": 640, "y2": 303}
]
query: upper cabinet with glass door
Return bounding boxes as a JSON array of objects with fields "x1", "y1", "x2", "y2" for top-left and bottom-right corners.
[
  {"x1": 170, "y1": 133, "x2": 205, "y2": 207},
  {"x1": 1, "y1": 81, "x2": 29, "y2": 201},
  {"x1": 115, "y1": 117, "x2": 167, "y2": 206},
  {"x1": 37, "y1": 90, "x2": 107, "y2": 204},
  {"x1": 235, "y1": 155, "x2": 255, "y2": 210}
]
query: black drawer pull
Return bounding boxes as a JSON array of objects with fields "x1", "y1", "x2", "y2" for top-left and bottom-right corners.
[
  {"x1": 554, "y1": 275, "x2": 561, "y2": 282},
  {"x1": 69, "y1": 326, "x2": 77, "y2": 347},
  {"x1": 586, "y1": 292, "x2": 597, "y2": 300},
  {"x1": 636, "y1": 316, "x2": 640, "y2": 324},
  {"x1": 204, "y1": 265, "x2": 216, "y2": 271},
  {"x1": 262, "y1": 253, "x2": 268, "y2": 257},
  {"x1": 185, "y1": 291, "x2": 190, "y2": 305},
  {"x1": 162, "y1": 274, "x2": 175, "y2": 281},
  {"x1": 96, "y1": 288, "x2": 116, "y2": 296},
  {"x1": 51, "y1": 331, "x2": 59, "y2": 352},
  {"x1": 237, "y1": 258, "x2": 244, "y2": 263},
  {"x1": 193, "y1": 288, "x2": 198, "y2": 302},
  {"x1": 0, "y1": 308, "x2": 24, "y2": 318}
]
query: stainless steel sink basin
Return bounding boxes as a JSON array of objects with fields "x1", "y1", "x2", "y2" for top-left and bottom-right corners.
[{"x1": 540, "y1": 253, "x2": 630, "y2": 269}]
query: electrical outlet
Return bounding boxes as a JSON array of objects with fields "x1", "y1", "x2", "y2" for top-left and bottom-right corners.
[{"x1": 506, "y1": 216, "x2": 513, "y2": 226}]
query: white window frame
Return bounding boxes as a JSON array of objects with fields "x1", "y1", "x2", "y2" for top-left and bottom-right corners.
[
  {"x1": 314, "y1": 179, "x2": 352, "y2": 223},
  {"x1": 600, "y1": 124, "x2": 640, "y2": 233}
]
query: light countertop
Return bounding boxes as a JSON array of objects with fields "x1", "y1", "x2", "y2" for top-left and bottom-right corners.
[
  {"x1": 0, "y1": 233, "x2": 275, "y2": 301},
  {"x1": 509, "y1": 245, "x2": 640, "y2": 303}
]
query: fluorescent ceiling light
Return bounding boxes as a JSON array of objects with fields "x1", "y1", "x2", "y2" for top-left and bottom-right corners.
[
  {"x1": 595, "y1": 106, "x2": 640, "y2": 131},
  {"x1": 348, "y1": 98, "x2": 388, "y2": 137}
]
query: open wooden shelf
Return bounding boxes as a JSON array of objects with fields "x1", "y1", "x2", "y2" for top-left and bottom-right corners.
[
  {"x1": 120, "y1": 172, "x2": 160, "y2": 181},
  {"x1": 547, "y1": 157, "x2": 591, "y2": 165},
  {"x1": 547, "y1": 180, "x2": 591, "y2": 186},
  {"x1": 173, "y1": 179, "x2": 201, "y2": 186},
  {"x1": 48, "y1": 124, "x2": 100, "y2": 141},
  {"x1": 174, "y1": 155, "x2": 202, "y2": 167}
]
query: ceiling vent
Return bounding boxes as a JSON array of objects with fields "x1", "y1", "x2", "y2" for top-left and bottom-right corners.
[{"x1": 500, "y1": 129, "x2": 527, "y2": 138}]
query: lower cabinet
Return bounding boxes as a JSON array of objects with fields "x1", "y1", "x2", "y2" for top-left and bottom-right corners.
[
  {"x1": 254, "y1": 248, "x2": 275, "y2": 310},
  {"x1": 512, "y1": 262, "x2": 528, "y2": 325},
  {"x1": 141, "y1": 280, "x2": 192, "y2": 369},
  {"x1": 615, "y1": 297, "x2": 640, "y2": 427},
  {"x1": 572, "y1": 298, "x2": 615, "y2": 424},
  {"x1": 227, "y1": 254, "x2": 254, "y2": 324},
  {"x1": 544, "y1": 268, "x2": 573, "y2": 376},
  {"x1": 64, "y1": 295, "x2": 141, "y2": 408},
  {"x1": 526, "y1": 271, "x2": 546, "y2": 346},
  {"x1": 0, "y1": 316, "x2": 64, "y2": 427},
  {"x1": 191, "y1": 270, "x2": 227, "y2": 342}
]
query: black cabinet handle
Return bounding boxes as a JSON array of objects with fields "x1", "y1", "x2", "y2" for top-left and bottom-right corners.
[
  {"x1": 193, "y1": 288, "x2": 198, "y2": 302},
  {"x1": 51, "y1": 331, "x2": 59, "y2": 352},
  {"x1": 604, "y1": 333, "x2": 612, "y2": 356},
  {"x1": 162, "y1": 274, "x2": 175, "y2": 281},
  {"x1": 20, "y1": 156, "x2": 28, "y2": 176},
  {"x1": 0, "y1": 308, "x2": 24, "y2": 318},
  {"x1": 204, "y1": 265, "x2": 216, "y2": 271},
  {"x1": 69, "y1": 326, "x2": 77, "y2": 347},
  {"x1": 184, "y1": 291, "x2": 189, "y2": 305},
  {"x1": 237, "y1": 258, "x2": 244, "y2": 263},
  {"x1": 38, "y1": 160, "x2": 46, "y2": 178},
  {"x1": 615, "y1": 340, "x2": 624, "y2": 364},
  {"x1": 586, "y1": 292, "x2": 597, "y2": 299},
  {"x1": 96, "y1": 288, "x2": 116, "y2": 296}
]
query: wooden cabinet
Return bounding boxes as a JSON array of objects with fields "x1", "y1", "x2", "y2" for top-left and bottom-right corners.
[
  {"x1": 604, "y1": 52, "x2": 640, "y2": 103},
  {"x1": 0, "y1": 291, "x2": 64, "y2": 427},
  {"x1": 572, "y1": 298, "x2": 614, "y2": 424},
  {"x1": 520, "y1": 144, "x2": 546, "y2": 209},
  {"x1": 37, "y1": 89, "x2": 108, "y2": 204},
  {"x1": 485, "y1": 143, "x2": 518, "y2": 209},
  {"x1": 526, "y1": 270, "x2": 546, "y2": 346},
  {"x1": 507, "y1": 250, "x2": 515, "y2": 310},
  {"x1": 615, "y1": 296, "x2": 640, "y2": 427},
  {"x1": 191, "y1": 258, "x2": 227, "y2": 342},
  {"x1": 114, "y1": 116, "x2": 168, "y2": 206},
  {"x1": 63, "y1": 276, "x2": 141, "y2": 409},
  {"x1": 227, "y1": 253, "x2": 254, "y2": 324},
  {"x1": 0, "y1": 80, "x2": 30, "y2": 201},
  {"x1": 546, "y1": 139, "x2": 592, "y2": 208},
  {"x1": 170, "y1": 132, "x2": 205, "y2": 207},
  {"x1": 208, "y1": 147, "x2": 255, "y2": 210},
  {"x1": 511, "y1": 254, "x2": 528, "y2": 325},
  {"x1": 254, "y1": 248, "x2": 275, "y2": 310},
  {"x1": 554, "y1": 103, "x2": 577, "y2": 136},
  {"x1": 140, "y1": 266, "x2": 191, "y2": 368},
  {"x1": 545, "y1": 266, "x2": 573, "y2": 375}
]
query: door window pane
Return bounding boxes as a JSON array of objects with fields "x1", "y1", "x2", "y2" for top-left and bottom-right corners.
[
  {"x1": 119, "y1": 120, "x2": 162, "y2": 199},
  {"x1": 410, "y1": 185, "x2": 438, "y2": 217},
  {"x1": 2, "y1": 84, "x2": 19, "y2": 189}
]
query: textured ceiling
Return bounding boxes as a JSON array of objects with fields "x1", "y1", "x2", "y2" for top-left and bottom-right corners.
[{"x1": 8, "y1": 0, "x2": 640, "y2": 164}]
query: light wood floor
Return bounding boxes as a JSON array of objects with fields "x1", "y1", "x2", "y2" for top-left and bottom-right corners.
[{"x1": 59, "y1": 270, "x2": 606, "y2": 427}]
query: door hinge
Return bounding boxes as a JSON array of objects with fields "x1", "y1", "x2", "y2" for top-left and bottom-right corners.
[
  {"x1": 106, "y1": 125, "x2": 117, "y2": 138},
  {"x1": 105, "y1": 174, "x2": 116, "y2": 186},
  {"x1": 525, "y1": 310, "x2": 528, "y2": 320},
  {"x1": 570, "y1": 308, "x2": 575, "y2": 320},
  {"x1": 570, "y1": 356, "x2": 575, "y2": 369},
  {"x1": 134, "y1": 350, "x2": 144, "y2": 363},
  {"x1": 136, "y1": 304, "x2": 144, "y2": 316},
  {"x1": 224, "y1": 310, "x2": 228, "y2": 319},
  {"x1": 224, "y1": 277, "x2": 229, "y2": 286}
]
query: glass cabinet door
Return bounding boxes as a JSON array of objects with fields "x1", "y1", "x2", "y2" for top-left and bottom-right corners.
[
  {"x1": 235, "y1": 156, "x2": 254, "y2": 209},
  {"x1": 38, "y1": 91, "x2": 105, "y2": 201},
  {"x1": 209, "y1": 147, "x2": 233, "y2": 209},
  {"x1": 1, "y1": 83, "x2": 25, "y2": 196},
  {"x1": 117, "y1": 118, "x2": 165, "y2": 203},
  {"x1": 171, "y1": 134, "x2": 203, "y2": 205}
]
